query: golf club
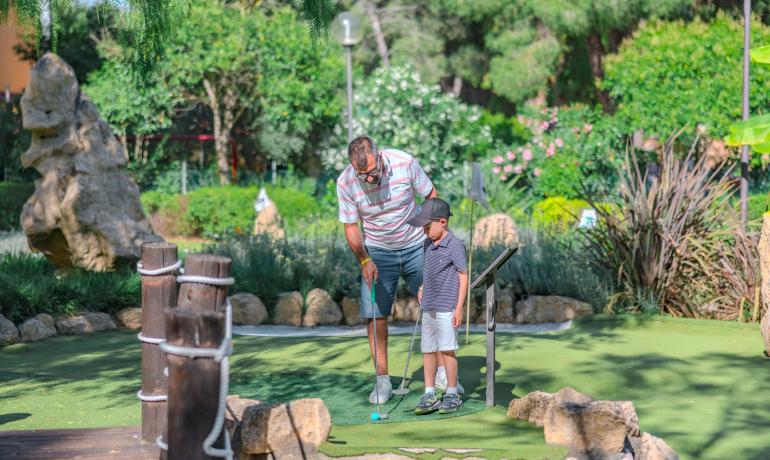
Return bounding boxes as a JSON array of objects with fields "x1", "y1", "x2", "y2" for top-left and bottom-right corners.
[
  {"x1": 392, "y1": 309, "x2": 421, "y2": 396},
  {"x1": 370, "y1": 282, "x2": 388, "y2": 421}
]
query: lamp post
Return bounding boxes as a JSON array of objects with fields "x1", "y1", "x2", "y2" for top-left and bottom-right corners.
[{"x1": 333, "y1": 12, "x2": 363, "y2": 143}]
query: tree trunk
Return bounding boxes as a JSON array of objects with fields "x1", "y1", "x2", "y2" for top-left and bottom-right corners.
[
  {"x1": 452, "y1": 76, "x2": 462, "y2": 98},
  {"x1": 586, "y1": 32, "x2": 613, "y2": 113},
  {"x1": 203, "y1": 78, "x2": 231, "y2": 185},
  {"x1": 365, "y1": 1, "x2": 390, "y2": 68}
]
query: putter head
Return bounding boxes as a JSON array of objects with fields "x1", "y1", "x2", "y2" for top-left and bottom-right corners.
[{"x1": 392, "y1": 388, "x2": 410, "y2": 395}]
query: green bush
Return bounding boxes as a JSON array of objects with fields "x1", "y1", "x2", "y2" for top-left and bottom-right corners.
[
  {"x1": 0, "y1": 182, "x2": 34, "y2": 231},
  {"x1": 0, "y1": 254, "x2": 141, "y2": 323},
  {"x1": 604, "y1": 13, "x2": 770, "y2": 145},
  {"x1": 532, "y1": 196, "x2": 590, "y2": 231},
  {"x1": 746, "y1": 193, "x2": 770, "y2": 223}
]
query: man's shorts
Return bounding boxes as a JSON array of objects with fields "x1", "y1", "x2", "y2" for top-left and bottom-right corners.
[
  {"x1": 420, "y1": 310, "x2": 459, "y2": 353},
  {"x1": 360, "y1": 243, "x2": 423, "y2": 319}
]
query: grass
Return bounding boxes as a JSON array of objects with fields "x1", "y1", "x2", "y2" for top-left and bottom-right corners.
[{"x1": 0, "y1": 316, "x2": 769, "y2": 459}]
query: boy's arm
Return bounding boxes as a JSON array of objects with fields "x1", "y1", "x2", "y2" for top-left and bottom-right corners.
[{"x1": 453, "y1": 271, "x2": 469, "y2": 327}]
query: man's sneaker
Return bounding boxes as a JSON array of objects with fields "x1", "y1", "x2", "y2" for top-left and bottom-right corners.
[
  {"x1": 438, "y1": 392, "x2": 463, "y2": 414},
  {"x1": 414, "y1": 392, "x2": 441, "y2": 415},
  {"x1": 369, "y1": 376, "x2": 393, "y2": 404},
  {"x1": 435, "y1": 371, "x2": 465, "y2": 394}
]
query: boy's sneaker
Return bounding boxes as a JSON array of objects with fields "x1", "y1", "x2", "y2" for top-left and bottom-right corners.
[
  {"x1": 435, "y1": 371, "x2": 465, "y2": 394},
  {"x1": 414, "y1": 392, "x2": 441, "y2": 415},
  {"x1": 369, "y1": 376, "x2": 393, "y2": 404},
  {"x1": 438, "y1": 393, "x2": 462, "y2": 414}
]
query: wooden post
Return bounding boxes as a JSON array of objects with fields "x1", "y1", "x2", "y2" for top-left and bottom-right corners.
[
  {"x1": 166, "y1": 254, "x2": 231, "y2": 460},
  {"x1": 140, "y1": 242, "x2": 178, "y2": 446},
  {"x1": 485, "y1": 276, "x2": 496, "y2": 407}
]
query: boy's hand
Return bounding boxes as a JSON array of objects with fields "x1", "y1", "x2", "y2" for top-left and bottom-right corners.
[
  {"x1": 452, "y1": 307, "x2": 463, "y2": 328},
  {"x1": 417, "y1": 285, "x2": 423, "y2": 303}
]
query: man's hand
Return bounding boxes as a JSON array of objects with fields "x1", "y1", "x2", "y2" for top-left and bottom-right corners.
[
  {"x1": 362, "y1": 258, "x2": 379, "y2": 287},
  {"x1": 452, "y1": 307, "x2": 463, "y2": 328}
]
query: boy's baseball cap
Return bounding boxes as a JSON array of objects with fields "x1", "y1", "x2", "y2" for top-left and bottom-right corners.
[{"x1": 407, "y1": 198, "x2": 453, "y2": 227}]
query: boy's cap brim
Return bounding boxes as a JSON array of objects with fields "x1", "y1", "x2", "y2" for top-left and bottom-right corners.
[{"x1": 407, "y1": 199, "x2": 452, "y2": 227}]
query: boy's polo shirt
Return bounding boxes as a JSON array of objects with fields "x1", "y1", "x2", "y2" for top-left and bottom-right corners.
[{"x1": 421, "y1": 230, "x2": 467, "y2": 312}]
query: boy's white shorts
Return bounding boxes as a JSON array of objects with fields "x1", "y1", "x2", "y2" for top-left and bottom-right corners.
[{"x1": 420, "y1": 310, "x2": 459, "y2": 353}]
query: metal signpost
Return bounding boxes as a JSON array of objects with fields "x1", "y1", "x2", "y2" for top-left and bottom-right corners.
[{"x1": 469, "y1": 246, "x2": 518, "y2": 407}]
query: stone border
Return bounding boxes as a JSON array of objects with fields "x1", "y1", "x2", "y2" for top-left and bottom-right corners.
[{"x1": 232, "y1": 321, "x2": 572, "y2": 337}]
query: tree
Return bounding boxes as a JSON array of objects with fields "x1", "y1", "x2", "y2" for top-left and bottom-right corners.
[{"x1": 1, "y1": 0, "x2": 336, "y2": 79}]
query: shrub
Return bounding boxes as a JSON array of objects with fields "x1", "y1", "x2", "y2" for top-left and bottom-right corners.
[
  {"x1": 532, "y1": 196, "x2": 590, "y2": 232},
  {"x1": 488, "y1": 105, "x2": 623, "y2": 199},
  {"x1": 0, "y1": 254, "x2": 140, "y2": 323},
  {"x1": 582, "y1": 137, "x2": 759, "y2": 319},
  {"x1": 0, "y1": 182, "x2": 34, "y2": 231},
  {"x1": 603, "y1": 13, "x2": 770, "y2": 145},
  {"x1": 320, "y1": 66, "x2": 494, "y2": 181}
]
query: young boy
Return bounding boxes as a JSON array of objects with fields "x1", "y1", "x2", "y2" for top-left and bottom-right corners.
[{"x1": 407, "y1": 198, "x2": 469, "y2": 414}]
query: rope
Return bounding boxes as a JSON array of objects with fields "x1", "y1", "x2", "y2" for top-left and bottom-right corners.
[
  {"x1": 137, "y1": 332, "x2": 166, "y2": 345},
  {"x1": 159, "y1": 300, "x2": 234, "y2": 459},
  {"x1": 176, "y1": 274, "x2": 235, "y2": 286},
  {"x1": 156, "y1": 435, "x2": 168, "y2": 451},
  {"x1": 137, "y1": 260, "x2": 183, "y2": 276},
  {"x1": 137, "y1": 390, "x2": 167, "y2": 402}
]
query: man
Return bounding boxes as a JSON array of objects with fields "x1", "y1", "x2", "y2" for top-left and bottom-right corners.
[{"x1": 337, "y1": 135, "x2": 462, "y2": 404}]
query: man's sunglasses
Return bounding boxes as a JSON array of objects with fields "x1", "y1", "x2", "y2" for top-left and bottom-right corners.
[{"x1": 356, "y1": 154, "x2": 383, "y2": 182}]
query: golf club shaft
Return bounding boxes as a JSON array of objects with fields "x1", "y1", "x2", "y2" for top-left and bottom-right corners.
[
  {"x1": 399, "y1": 310, "x2": 421, "y2": 386},
  {"x1": 371, "y1": 283, "x2": 381, "y2": 414}
]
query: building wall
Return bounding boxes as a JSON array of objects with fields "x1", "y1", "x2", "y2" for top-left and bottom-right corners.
[{"x1": 0, "y1": 12, "x2": 31, "y2": 93}]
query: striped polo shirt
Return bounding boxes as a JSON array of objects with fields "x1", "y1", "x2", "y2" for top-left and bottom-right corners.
[
  {"x1": 337, "y1": 149, "x2": 434, "y2": 250},
  {"x1": 422, "y1": 230, "x2": 467, "y2": 312}
]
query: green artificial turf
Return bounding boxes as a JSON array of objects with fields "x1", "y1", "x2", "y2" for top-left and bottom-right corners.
[{"x1": 1, "y1": 315, "x2": 769, "y2": 459}]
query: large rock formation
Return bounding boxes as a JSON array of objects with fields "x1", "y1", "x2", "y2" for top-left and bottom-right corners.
[{"x1": 20, "y1": 53, "x2": 160, "y2": 271}]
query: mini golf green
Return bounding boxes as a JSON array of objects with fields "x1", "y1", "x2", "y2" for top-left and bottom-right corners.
[{"x1": 1, "y1": 315, "x2": 769, "y2": 459}]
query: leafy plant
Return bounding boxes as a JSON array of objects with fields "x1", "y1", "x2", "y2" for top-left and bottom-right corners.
[
  {"x1": 532, "y1": 196, "x2": 590, "y2": 232},
  {"x1": 581, "y1": 135, "x2": 757, "y2": 318},
  {"x1": 0, "y1": 182, "x2": 34, "y2": 231}
]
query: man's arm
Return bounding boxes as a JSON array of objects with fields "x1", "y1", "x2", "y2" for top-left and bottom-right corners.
[
  {"x1": 427, "y1": 187, "x2": 438, "y2": 199},
  {"x1": 344, "y1": 222, "x2": 378, "y2": 287}
]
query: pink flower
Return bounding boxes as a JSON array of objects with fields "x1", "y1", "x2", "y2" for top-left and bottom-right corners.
[
  {"x1": 534, "y1": 167, "x2": 542, "y2": 177},
  {"x1": 546, "y1": 144, "x2": 556, "y2": 157},
  {"x1": 583, "y1": 123, "x2": 593, "y2": 133},
  {"x1": 506, "y1": 151, "x2": 515, "y2": 161},
  {"x1": 763, "y1": 154, "x2": 770, "y2": 163},
  {"x1": 500, "y1": 174, "x2": 508, "y2": 181},
  {"x1": 504, "y1": 164, "x2": 513, "y2": 173},
  {"x1": 555, "y1": 138, "x2": 564, "y2": 147},
  {"x1": 539, "y1": 121, "x2": 550, "y2": 131},
  {"x1": 516, "y1": 115, "x2": 525, "y2": 123},
  {"x1": 522, "y1": 149, "x2": 533, "y2": 161},
  {"x1": 513, "y1": 164, "x2": 523, "y2": 174},
  {"x1": 493, "y1": 155, "x2": 504, "y2": 164},
  {"x1": 492, "y1": 166, "x2": 501, "y2": 174}
]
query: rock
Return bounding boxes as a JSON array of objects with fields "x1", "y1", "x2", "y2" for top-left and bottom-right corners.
[
  {"x1": 507, "y1": 391, "x2": 555, "y2": 427},
  {"x1": 634, "y1": 432, "x2": 679, "y2": 460},
  {"x1": 20, "y1": 54, "x2": 160, "y2": 271},
  {"x1": 704, "y1": 140, "x2": 730, "y2": 170},
  {"x1": 495, "y1": 288, "x2": 515, "y2": 323},
  {"x1": 253, "y1": 189, "x2": 285, "y2": 240},
  {"x1": 341, "y1": 296, "x2": 364, "y2": 326},
  {"x1": 515, "y1": 295, "x2": 593, "y2": 324},
  {"x1": 273, "y1": 291, "x2": 303, "y2": 327},
  {"x1": 303, "y1": 289, "x2": 342, "y2": 327},
  {"x1": 225, "y1": 394, "x2": 261, "y2": 437},
  {"x1": 759, "y1": 214, "x2": 770, "y2": 355},
  {"x1": 393, "y1": 296, "x2": 420, "y2": 322},
  {"x1": 55, "y1": 312, "x2": 116, "y2": 335},
  {"x1": 229, "y1": 293, "x2": 268, "y2": 326},
  {"x1": 238, "y1": 397, "x2": 331, "y2": 454},
  {"x1": 116, "y1": 307, "x2": 142, "y2": 330},
  {"x1": 19, "y1": 313, "x2": 57, "y2": 341},
  {"x1": 544, "y1": 387, "x2": 640, "y2": 455},
  {"x1": 473, "y1": 213, "x2": 518, "y2": 249},
  {"x1": 0, "y1": 313, "x2": 20, "y2": 346}
]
